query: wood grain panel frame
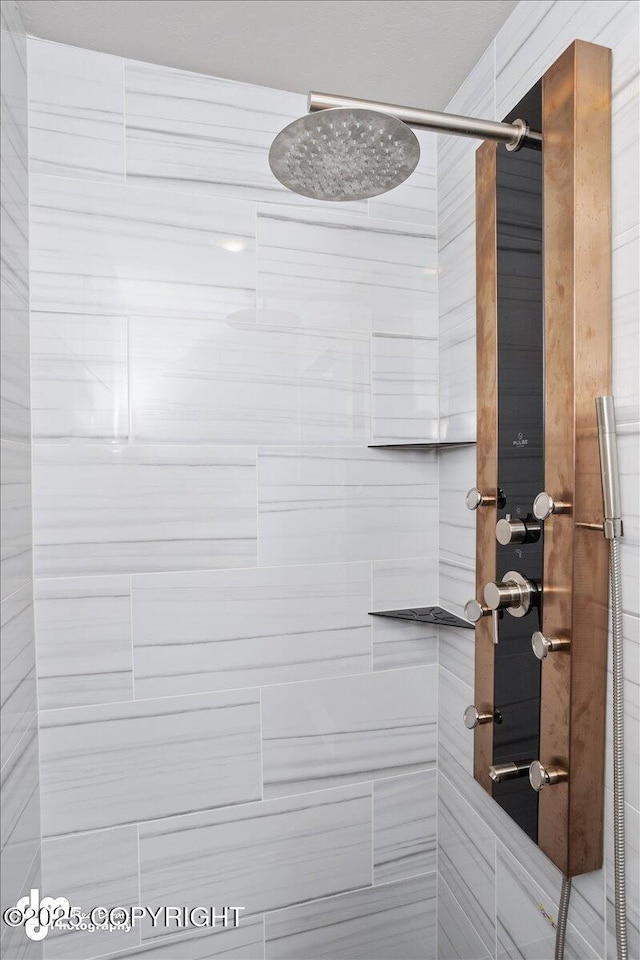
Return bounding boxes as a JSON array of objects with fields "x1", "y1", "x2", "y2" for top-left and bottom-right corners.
[
  {"x1": 474, "y1": 141, "x2": 498, "y2": 795},
  {"x1": 539, "y1": 39, "x2": 611, "y2": 877}
]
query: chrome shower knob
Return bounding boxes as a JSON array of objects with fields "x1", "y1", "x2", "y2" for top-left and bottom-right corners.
[
  {"x1": 483, "y1": 571, "x2": 535, "y2": 618},
  {"x1": 531, "y1": 631, "x2": 570, "y2": 660},
  {"x1": 489, "y1": 761, "x2": 531, "y2": 783},
  {"x1": 529, "y1": 760, "x2": 568, "y2": 792},
  {"x1": 464, "y1": 599, "x2": 491, "y2": 623},
  {"x1": 463, "y1": 705, "x2": 494, "y2": 729},
  {"x1": 533, "y1": 491, "x2": 570, "y2": 521},
  {"x1": 466, "y1": 488, "x2": 492, "y2": 511},
  {"x1": 496, "y1": 514, "x2": 541, "y2": 546}
]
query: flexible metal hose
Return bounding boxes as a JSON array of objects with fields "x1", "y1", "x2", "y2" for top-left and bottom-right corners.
[
  {"x1": 554, "y1": 876, "x2": 572, "y2": 960},
  {"x1": 611, "y1": 535, "x2": 628, "y2": 960}
]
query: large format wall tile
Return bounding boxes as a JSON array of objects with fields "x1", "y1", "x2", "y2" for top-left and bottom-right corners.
[
  {"x1": 262, "y1": 666, "x2": 437, "y2": 797},
  {"x1": 257, "y1": 205, "x2": 436, "y2": 334},
  {"x1": 39, "y1": 690, "x2": 261, "y2": 837},
  {"x1": 31, "y1": 312, "x2": 128, "y2": 441},
  {"x1": 373, "y1": 770, "x2": 437, "y2": 884},
  {"x1": 97, "y1": 918, "x2": 266, "y2": 960},
  {"x1": 613, "y1": 228, "x2": 640, "y2": 427},
  {"x1": 0, "y1": 440, "x2": 32, "y2": 601},
  {"x1": 439, "y1": 773, "x2": 496, "y2": 956},
  {"x1": 41, "y1": 826, "x2": 139, "y2": 958},
  {"x1": 258, "y1": 446, "x2": 437, "y2": 566},
  {"x1": 0, "y1": 584, "x2": 36, "y2": 761},
  {"x1": 139, "y1": 785, "x2": 372, "y2": 937},
  {"x1": 371, "y1": 334, "x2": 438, "y2": 443},
  {"x1": 438, "y1": 668, "x2": 474, "y2": 781},
  {"x1": 1, "y1": 720, "x2": 41, "y2": 855},
  {"x1": 371, "y1": 557, "x2": 438, "y2": 670},
  {"x1": 438, "y1": 874, "x2": 492, "y2": 960},
  {"x1": 130, "y1": 315, "x2": 370, "y2": 444},
  {"x1": 29, "y1": 174, "x2": 256, "y2": 319},
  {"x1": 439, "y1": 445, "x2": 475, "y2": 567},
  {"x1": 0, "y1": 843, "x2": 41, "y2": 960},
  {"x1": 132, "y1": 562, "x2": 371, "y2": 699},
  {"x1": 439, "y1": 558, "x2": 475, "y2": 624},
  {"x1": 496, "y1": 842, "x2": 599, "y2": 960},
  {"x1": 35, "y1": 575, "x2": 133, "y2": 710},
  {"x1": 33, "y1": 444, "x2": 257, "y2": 577},
  {"x1": 125, "y1": 59, "x2": 366, "y2": 213},
  {"x1": 28, "y1": 39, "x2": 124, "y2": 183},
  {"x1": 265, "y1": 872, "x2": 437, "y2": 960}
]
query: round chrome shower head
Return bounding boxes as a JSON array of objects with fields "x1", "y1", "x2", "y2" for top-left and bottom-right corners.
[{"x1": 268, "y1": 107, "x2": 420, "y2": 202}]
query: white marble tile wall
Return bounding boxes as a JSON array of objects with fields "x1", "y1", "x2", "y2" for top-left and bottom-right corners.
[
  {"x1": 437, "y1": 3, "x2": 640, "y2": 958},
  {"x1": 27, "y1": 36, "x2": 440, "y2": 960},
  {"x1": 1, "y1": 3, "x2": 41, "y2": 953}
]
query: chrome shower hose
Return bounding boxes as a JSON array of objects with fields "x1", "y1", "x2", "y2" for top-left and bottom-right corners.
[{"x1": 611, "y1": 536, "x2": 628, "y2": 960}]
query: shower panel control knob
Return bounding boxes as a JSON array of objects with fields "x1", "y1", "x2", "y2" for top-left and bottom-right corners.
[
  {"x1": 489, "y1": 762, "x2": 531, "y2": 783},
  {"x1": 465, "y1": 488, "x2": 493, "y2": 511},
  {"x1": 533, "y1": 491, "x2": 570, "y2": 521},
  {"x1": 531, "y1": 631, "x2": 570, "y2": 660},
  {"x1": 484, "y1": 571, "x2": 535, "y2": 618},
  {"x1": 496, "y1": 515, "x2": 541, "y2": 546},
  {"x1": 463, "y1": 706, "x2": 495, "y2": 729},
  {"x1": 529, "y1": 760, "x2": 568, "y2": 792},
  {"x1": 464, "y1": 599, "x2": 491, "y2": 623}
]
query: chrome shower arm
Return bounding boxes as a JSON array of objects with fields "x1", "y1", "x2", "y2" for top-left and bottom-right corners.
[{"x1": 308, "y1": 91, "x2": 542, "y2": 151}]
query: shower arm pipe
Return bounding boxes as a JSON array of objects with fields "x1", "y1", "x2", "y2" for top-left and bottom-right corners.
[{"x1": 308, "y1": 91, "x2": 543, "y2": 150}]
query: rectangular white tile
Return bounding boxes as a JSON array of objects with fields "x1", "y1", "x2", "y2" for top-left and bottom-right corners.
[
  {"x1": 31, "y1": 312, "x2": 128, "y2": 441},
  {"x1": 39, "y1": 689, "x2": 261, "y2": 837},
  {"x1": 41, "y1": 826, "x2": 139, "y2": 958},
  {"x1": 132, "y1": 562, "x2": 371, "y2": 698},
  {"x1": 613, "y1": 229, "x2": 640, "y2": 427},
  {"x1": 262, "y1": 666, "x2": 437, "y2": 797},
  {"x1": 371, "y1": 557, "x2": 438, "y2": 670},
  {"x1": 439, "y1": 668, "x2": 474, "y2": 781},
  {"x1": 35, "y1": 575, "x2": 132, "y2": 710},
  {"x1": 439, "y1": 772, "x2": 496, "y2": 955},
  {"x1": 257, "y1": 205, "x2": 436, "y2": 334},
  {"x1": 439, "y1": 625, "x2": 475, "y2": 689},
  {"x1": 101, "y1": 919, "x2": 266, "y2": 960},
  {"x1": 439, "y1": 43, "x2": 495, "y2": 225},
  {"x1": 438, "y1": 874, "x2": 492, "y2": 960},
  {"x1": 33, "y1": 444, "x2": 257, "y2": 577},
  {"x1": 439, "y1": 445, "x2": 476, "y2": 567},
  {"x1": 372, "y1": 334, "x2": 438, "y2": 442},
  {"x1": 497, "y1": 841, "x2": 599, "y2": 960},
  {"x1": 124, "y1": 59, "x2": 366, "y2": 212},
  {"x1": 0, "y1": 844, "x2": 41, "y2": 960},
  {"x1": 28, "y1": 38, "x2": 124, "y2": 183},
  {"x1": 605, "y1": 791, "x2": 639, "y2": 960},
  {"x1": 257, "y1": 446, "x2": 437, "y2": 566},
  {"x1": 1, "y1": 440, "x2": 32, "y2": 601},
  {"x1": 139, "y1": 785, "x2": 372, "y2": 936},
  {"x1": 373, "y1": 770, "x2": 437, "y2": 884},
  {"x1": 439, "y1": 559, "x2": 475, "y2": 624},
  {"x1": 0, "y1": 296, "x2": 30, "y2": 443},
  {"x1": 265, "y1": 872, "x2": 437, "y2": 960},
  {"x1": 1, "y1": 721, "x2": 41, "y2": 854},
  {"x1": 29, "y1": 174, "x2": 256, "y2": 319},
  {"x1": 130, "y1": 316, "x2": 370, "y2": 444},
  {"x1": 0, "y1": 584, "x2": 36, "y2": 761},
  {"x1": 369, "y1": 129, "x2": 438, "y2": 227}
]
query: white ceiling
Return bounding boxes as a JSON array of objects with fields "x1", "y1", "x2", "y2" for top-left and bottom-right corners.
[{"x1": 16, "y1": 0, "x2": 519, "y2": 109}]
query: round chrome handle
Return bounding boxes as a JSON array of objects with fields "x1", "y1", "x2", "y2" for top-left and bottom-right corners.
[
  {"x1": 466, "y1": 488, "x2": 489, "y2": 511},
  {"x1": 463, "y1": 705, "x2": 494, "y2": 729},
  {"x1": 483, "y1": 571, "x2": 535, "y2": 618},
  {"x1": 531, "y1": 631, "x2": 570, "y2": 660},
  {"x1": 533, "y1": 491, "x2": 570, "y2": 521},
  {"x1": 496, "y1": 514, "x2": 541, "y2": 546},
  {"x1": 529, "y1": 760, "x2": 568, "y2": 792},
  {"x1": 464, "y1": 599, "x2": 490, "y2": 623}
]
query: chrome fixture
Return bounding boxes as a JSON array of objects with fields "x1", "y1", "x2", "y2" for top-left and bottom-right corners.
[
  {"x1": 496, "y1": 514, "x2": 541, "y2": 545},
  {"x1": 464, "y1": 599, "x2": 491, "y2": 623},
  {"x1": 466, "y1": 487, "x2": 494, "y2": 510},
  {"x1": 269, "y1": 91, "x2": 541, "y2": 202},
  {"x1": 529, "y1": 760, "x2": 568, "y2": 792},
  {"x1": 463, "y1": 705, "x2": 497, "y2": 729},
  {"x1": 531, "y1": 631, "x2": 570, "y2": 660},
  {"x1": 489, "y1": 761, "x2": 531, "y2": 783},
  {"x1": 532, "y1": 491, "x2": 570, "y2": 521},
  {"x1": 596, "y1": 396, "x2": 624, "y2": 540},
  {"x1": 483, "y1": 571, "x2": 535, "y2": 618}
]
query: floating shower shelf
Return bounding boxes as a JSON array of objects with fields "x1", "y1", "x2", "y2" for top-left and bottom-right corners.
[
  {"x1": 368, "y1": 441, "x2": 475, "y2": 450},
  {"x1": 369, "y1": 606, "x2": 474, "y2": 629}
]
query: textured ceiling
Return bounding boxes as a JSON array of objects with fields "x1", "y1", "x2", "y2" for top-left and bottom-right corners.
[{"x1": 16, "y1": 0, "x2": 518, "y2": 109}]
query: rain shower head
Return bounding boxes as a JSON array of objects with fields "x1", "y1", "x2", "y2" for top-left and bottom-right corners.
[
  {"x1": 268, "y1": 107, "x2": 420, "y2": 202},
  {"x1": 269, "y1": 91, "x2": 541, "y2": 202}
]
